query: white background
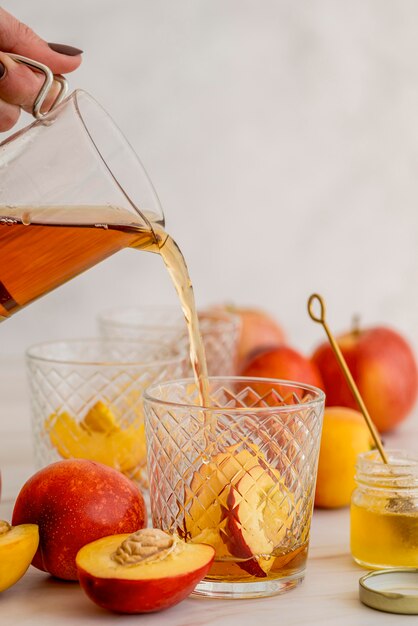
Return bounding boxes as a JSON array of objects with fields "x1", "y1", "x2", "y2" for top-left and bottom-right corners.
[{"x1": 1, "y1": 0, "x2": 418, "y2": 362}]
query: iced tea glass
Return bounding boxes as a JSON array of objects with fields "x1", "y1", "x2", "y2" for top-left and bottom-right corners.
[
  {"x1": 144, "y1": 377, "x2": 325, "y2": 599},
  {"x1": 26, "y1": 338, "x2": 187, "y2": 488},
  {"x1": 98, "y1": 307, "x2": 240, "y2": 375}
]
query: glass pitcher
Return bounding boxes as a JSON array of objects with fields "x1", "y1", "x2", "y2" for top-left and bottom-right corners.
[{"x1": 0, "y1": 54, "x2": 165, "y2": 321}]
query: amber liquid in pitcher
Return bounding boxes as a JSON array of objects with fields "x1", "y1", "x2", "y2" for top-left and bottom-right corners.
[{"x1": 0, "y1": 206, "x2": 209, "y2": 403}]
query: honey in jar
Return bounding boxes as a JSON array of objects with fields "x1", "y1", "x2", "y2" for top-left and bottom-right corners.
[{"x1": 351, "y1": 449, "x2": 418, "y2": 569}]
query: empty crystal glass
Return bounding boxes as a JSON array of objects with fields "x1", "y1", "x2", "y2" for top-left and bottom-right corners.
[
  {"x1": 143, "y1": 376, "x2": 325, "y2": 599},
  {"x1": 98, "y1": 306, "x2": 240, "y2": 376}
]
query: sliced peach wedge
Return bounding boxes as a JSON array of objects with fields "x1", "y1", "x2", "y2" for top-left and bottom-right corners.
[
  {"x1": 185, "y1": 444, "x2": 262, "y2": 538},
  {"x1": 0, "y1": 520, "x2": 39, "y2": 592},
  {"x1": 183, "y1": 444, "x2": 295, "y2": 579},
  {"x1": 45, "y1": 401, "x2": 146, "y2": 477},
  {"x1": 76, "y1": 529, "x2": 215, "y2": 614},
  {"x1": 226, "y1": 465, "x2": 293, "y2": 577}
]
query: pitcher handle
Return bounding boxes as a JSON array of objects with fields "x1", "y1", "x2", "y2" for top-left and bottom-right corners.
[{"x1": 7, "y1": 53, "x2": 69, "y2": 120}]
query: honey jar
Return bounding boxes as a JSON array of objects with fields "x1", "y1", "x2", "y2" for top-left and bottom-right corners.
[{"x1": 351, "y1": 449, "x2": 418, "y2": 569}]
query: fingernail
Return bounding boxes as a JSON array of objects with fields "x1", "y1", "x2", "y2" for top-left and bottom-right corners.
[
  {"x1": 48, "y1": 43, "x2": 83, "y2": 56},
  {"x1": 0, "y1": 62, "x2": 5, "y2": 80}
]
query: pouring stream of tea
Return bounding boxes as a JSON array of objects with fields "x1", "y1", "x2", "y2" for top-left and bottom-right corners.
[{"x1": 152, "y1": 225, "x2": 210, "y2": 406}]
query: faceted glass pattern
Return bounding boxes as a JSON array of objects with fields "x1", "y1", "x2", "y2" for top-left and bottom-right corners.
[
  {"x1": 144, "y1": 377, "x2": 325, "y2": 599},
  {"x1": 98, "y1": 306, "x2": 240, "y2": 375},
  {"x1": 27, "y1": 339, "x2": 186, "y2": 488}
]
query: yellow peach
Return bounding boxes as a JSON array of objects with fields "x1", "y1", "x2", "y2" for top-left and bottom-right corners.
[
  {"x1": 315, "y1": 407, "x2": 373, "y2": 508},
  {"x1": 0, "y1": 521, "x2": 39, "y2": 592},
  {"x1": 184, "y1": 445, "x2": 261, "y2": 541},
  {"x1": 45, "y1": 402, "x2": 146, "y2": 476},
  {"x1": 226, "y1": 465, "x2": 293, "y2": 576}
]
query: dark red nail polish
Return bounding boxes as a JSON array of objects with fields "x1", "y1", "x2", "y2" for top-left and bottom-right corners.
[
  {"x1": 0, "y1": 62, "x2": 5, "y2": 79},
  {"x1": 48, "y1": 43, "x2": 83, "y2": 56}
]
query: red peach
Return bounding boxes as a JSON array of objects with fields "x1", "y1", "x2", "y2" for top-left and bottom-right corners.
[
  {"x1": 241, "y1": 345, "x2": 323, "y2": 390},
  {"x1": 219, "y1": 306, "x2": 286, "y2": 369},
  {"x1": 12, "y1": 459, "x2": 147, "y2": 580},
  {"x1": 312, "y1": 326, "x2": 418, "y2": 433}
]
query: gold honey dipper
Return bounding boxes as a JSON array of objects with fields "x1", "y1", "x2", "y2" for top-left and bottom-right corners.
[{"x1": 307, "y1": 293, "x2": 388, "y2": 464}]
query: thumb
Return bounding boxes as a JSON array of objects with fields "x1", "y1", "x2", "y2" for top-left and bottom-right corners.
[{"x1": 0, "y1": 7, "x2": 82, "y2": 75}]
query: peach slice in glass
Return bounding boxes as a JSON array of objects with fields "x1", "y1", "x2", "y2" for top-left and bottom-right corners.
[
  {"x1": 227, "y1": 465, "x2": 293, "y2": 577},
  {"x1": 45, "y1": 402, "x2": 146, "y2": 475},
  {"x1": 185, "y1": 444, "x2": 262, "y2": 541}
]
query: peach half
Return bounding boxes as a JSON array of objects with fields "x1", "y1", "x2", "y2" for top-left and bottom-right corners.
[
  {"x1": 0, "y1": 520, "x2": 39, "y2": 592},
  {"x1": 76, "y1": 528, "x2": 215, "y2": 614},
  {"x1": 227, "y1": 465, "x2": 293, "y2": 577}
]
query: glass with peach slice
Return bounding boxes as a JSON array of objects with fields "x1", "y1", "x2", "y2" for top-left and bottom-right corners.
[
  {"x1": 144, "y1": 377, "x2": 325, "y2": 599},
  {"x1": 26, "y1": 338, "x2": 187, "y2": 488}
]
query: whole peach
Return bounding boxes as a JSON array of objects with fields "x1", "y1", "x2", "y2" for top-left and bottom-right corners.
[
  {"x1": 241, "y1": 345, "x2": 323, "y2": 389},
  {"x1": 12, "y1": 459, "x2": 146, "y2": 580},
  {"x1": 218, "y1": 306, "x2": 285, "y2": 369},
  {"x1": 315, "y1": 407, "x2": 372, "y2": 508},
  {"x1": 312, "y1": 326, "x2": 418, "y2": 433}
]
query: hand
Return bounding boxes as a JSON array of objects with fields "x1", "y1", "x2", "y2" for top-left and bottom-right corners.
[{"x1": 0, "y1": 7, "x2": 82, "y2": 131}]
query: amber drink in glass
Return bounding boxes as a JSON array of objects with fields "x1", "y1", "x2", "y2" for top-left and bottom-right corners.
[{"x1": 144, "y1": 377, "x2": 324, "y2": 599}]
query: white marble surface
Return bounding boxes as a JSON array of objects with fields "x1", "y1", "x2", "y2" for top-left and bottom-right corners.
[
  {"x1": 1, "y1": 358, "x2": 418, "y2": 624},
  {"x1": 0, "y1": 0, "x2": 417, "y2": 364}
]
